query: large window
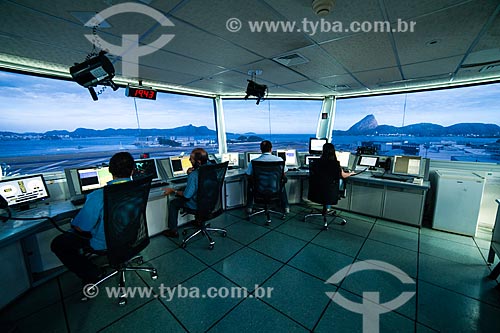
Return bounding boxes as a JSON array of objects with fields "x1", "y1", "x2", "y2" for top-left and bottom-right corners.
[
  {"x1": 0, "y1": 71, "x2": 217, "y2": 176},
  {"x1": 223, "y1": 99, "x2": 322, "y2": 153},
  {"x1": 333, "y1": 83, "x2": 500, "y2": 162}
]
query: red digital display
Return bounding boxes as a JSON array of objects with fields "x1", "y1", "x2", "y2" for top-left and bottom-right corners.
[{"x1": 125, "y1": 87, "x2": 157, "y2": 100}]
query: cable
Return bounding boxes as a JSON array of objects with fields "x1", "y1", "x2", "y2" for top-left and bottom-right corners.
[{"x1": 0, "y1": 208, "x2": 90, "y2": 240}]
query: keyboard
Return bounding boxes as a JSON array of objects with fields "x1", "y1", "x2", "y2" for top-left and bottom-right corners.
[
  {"x1": 169, "y1": 178, "x2": 187, "y2": 184},
  {"x1": 372, "y1": 174, "x2": 413, "y2": 182}
]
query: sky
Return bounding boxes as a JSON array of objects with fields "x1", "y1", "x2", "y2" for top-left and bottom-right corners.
[{"x1": 1, "y1": 71, "x2": 499, "y2": 133}]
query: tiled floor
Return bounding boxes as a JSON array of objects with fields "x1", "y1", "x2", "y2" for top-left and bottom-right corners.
[{"x1": 1, "y1": 205, "x2": 500, "y2": 332}]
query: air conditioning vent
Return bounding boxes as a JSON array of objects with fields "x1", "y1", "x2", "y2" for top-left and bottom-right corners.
[
  {"x1": 273, "y1": 53, "x2": 309, "y2": 66},
  {"x1": 328, "y1": 84, "x2": 350, "y2": 90}
]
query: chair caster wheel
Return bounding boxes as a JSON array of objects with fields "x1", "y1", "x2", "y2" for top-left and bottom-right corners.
[
  {"x1": 209, "y1": 244, "x2": 214, "y2": 250},
  {"x1": 322, "y1": 226, "x2": 329, "y2": 231},
  {"x1": 151, "y1": 271, "x2": 158, "y2": 280},
  {"x1": 135, "y1": 257, "x2": 143, "y2": 265},
  {"x1": 180, "y1": 242, "x2": 187, "y2": 249},
  {"x1": 222, "y1": 231, "x2": 227, "y2": 237},
  {"x1": 182, "y1": 230, "x2": 187, "y2": 236},
  {"x1": 341, "y1": 221, "x2": 347, "y2": 226},
  {"x1": 118, "y1": 297, "x2": 127, "y2": 306}
]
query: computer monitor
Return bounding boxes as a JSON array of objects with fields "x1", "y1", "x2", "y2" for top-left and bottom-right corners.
[
  {"x1": 246, "y1": 152, "x2": 261, "y2": 163},
  {"x1": 277, "y1": 149, "x2": 298, "y2": 167},
  {"x1": 77, "y1": 166, "x2": 113, "y2": 194},
  {"x1": 309, "y1": 138, "x2": 328, "y2": 155},
  {"x1": 304, "y1": 155, "x2": 320, "y2": 166},
  {"x1": 335, "y1": 151, "x2": 351, "y2": 168},
  {"x1": 221, "y1": 152, "x2": 240, "y2": 168},
  {"x1": 134, "y1": 158, "x2": 160, "y2": 181},
  {"x1": 0, "y1": 174, "x2": 50, "y2": 209},
  {"x1": 169, "y1": 156, "x2": 192, "y2": 177},
  {"x1": 392, "y1": 155, "x2": 421, "y2": 177},
  {"x1": 357, "y1": 155, "x2": 379, "y2": 168}
]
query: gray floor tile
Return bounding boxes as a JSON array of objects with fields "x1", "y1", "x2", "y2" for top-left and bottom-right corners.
[
  {"x1": 185, "y1": 237, "x2": 244, "y2": 266},
  {"x1": 100, "y1": 300, "x2": 185, "y2": 332},
  {"x1": 474, "y1": 237, "x2": 491, "y2": 251},
  {"x1": 65, "y1": 272, "x2": 151, "y2": 332},
  {"x1": 12, "y1": 301, "x2": 67, "y2": 333},
  {"x1": 212, "y1": 247, "x2": 283, "y2": 290},
  {"x1": 274, "y1": 217, "x2": 322, "y2": 242},
  {"x1": 288, "y1": 243, "x2": 354, "y2": 282},
  {"x1": 420, "y1": 227, "x2": 476, "y2": 246},
  {"x1": 0, "y1": 278, "x2": 61, "y2": 322},
  {"x1": 225, "y1": 220, "x2": 270, "y2": 245},
  {"x1": 419, "y1": 234, "x2": 485, "y2": 265},
  {"x1": 311, "y1": 229, "x2": 366, "y2": 258},
  {"x1": 139, "y1": 234, "x2": 180, "y2": 262},
  {"x1": 418, "y1": 253, "x2": 500, "y2": 307},
  {"x1": 138, "y1": 248, "x2": 207, "y2": 288},
  {"x1": 369, "y1": 223, "x2": 419, "y2": 252},
  {"x1": 208, "y1": 297, "x2": 308, "y2": 332},
  {"x1": 161, "y1": 269, "x2": 241, "y2": 332},
  {"x1": 315, "y1": 291, "x2": 416, "y2": 333},
  {"x1": 261, "y1": 265, "x2": 332, "y2": 330},
  {"x1": 328, "y1": 215, "x2": 374, "y2": 238},
  {"x1": 376, "y1": 218, "x2": 420, "y2": 233},
  {"x1": 340, "y1": 259, "x2": 417, "y2": 320},
  {"x1": 206, "y1": 211, "x2": 244, "y2": 229},
  {"x1": 418, "y1": 280, "x2": 500, "y2": 333},
  {"x1": 358, "y1": 239, "x2": 418, "y2": 278},
  {"x1": 339, "y1": 211, "x2": 377, "y2": 223},
  {"x1": 249, "y1": 230, "x2": 307, "y2": 263}
]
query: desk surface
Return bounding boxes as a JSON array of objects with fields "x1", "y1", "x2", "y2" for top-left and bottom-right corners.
[{"x1": 0, "y1": 200, "x2": 80, "y2": 246}]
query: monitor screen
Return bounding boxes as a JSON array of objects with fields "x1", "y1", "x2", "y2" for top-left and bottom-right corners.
[
  {"x1": 358, "y1": 155, "x2": 379, "y2": 167},
  {"x1": 304, "y1": 155, "x2": 320, "y2": 166},
  {"x1": 309, "y1": 138, "x2": 328, "y2": 155},
  {"x1": 335, "y1": 151, "x2": 351, "y2": 168},
  {"x1": 77, "y1": 166, "x2": 113, "y2": 193},
  {"x1": 392, "y1": 155, "x2": 421, "y2": 176},
  {"x1": 169, "y1": 156, "x2": 192, "y2": 177},
  {"x1": 134, "y1": 158, "x2": 159, "y2": 180},
  {"x1": 221, "y1": 152, "x2": 240, "y2": 167},
  {"x1": 0, "y1": 174, "x2": 50, "y2": 208},
  {"x1": 247, "y1": 152, "x2": 261, "y2": 163},
  {"x1": 277, "y1": 149, "x2": 298, "y2": 166}
]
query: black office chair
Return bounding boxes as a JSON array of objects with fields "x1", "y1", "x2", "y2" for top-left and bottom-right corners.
[
  {"x1": 304, "y1": 158, "x2": 347, "y2": 230},
  {"x1": 83, "y1": 176, "x2": 158, "y2": 306},
  {"x1": 181, "y1": 162, "x2": 229, "y2": 249},
  {"x1": 247, "y1": 160, "x2": 286, "y2": 225}
]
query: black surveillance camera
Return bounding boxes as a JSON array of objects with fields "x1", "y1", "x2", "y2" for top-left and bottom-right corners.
[{"x1": 245, "y1": 79, "x2": 268, "y2": 105}]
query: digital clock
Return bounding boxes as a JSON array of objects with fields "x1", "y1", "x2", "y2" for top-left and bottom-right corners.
[{"x1": 125, "y1": 86, "x2": 157, "y2": 100}]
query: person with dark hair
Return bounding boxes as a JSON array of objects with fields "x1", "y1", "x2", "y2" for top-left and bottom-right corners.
[
  {"x1": 321, "y1": 143, "x2": 354, "y2": 179},
  {"x1": 51, "y1": 152, "x2": 135, "y2": 285},
  {"x1": 245, "y1": 140, "x2": 289, "y2": 214},
  {"x1": 162, "y1": 148, "x2": 209, "y2": 238}
]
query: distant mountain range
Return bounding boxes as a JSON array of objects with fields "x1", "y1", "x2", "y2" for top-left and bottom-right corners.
[
  {"x1": 0, "y1": 124, "x2": 218, "y2": 138},
  {"x1": 333, "y1": 115, "x2": 500, "y2": 137}
]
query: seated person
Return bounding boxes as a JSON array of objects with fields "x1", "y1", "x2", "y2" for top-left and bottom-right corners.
[
  {"x1": 162, "y1": 148, "x2": 209, "y2": 238},
  {"x1": 319, "y1": 143, "x2": 355, "y2": 208},
  {"x1": 246, "y1": 140, "x2": 289, "y2": 214},
  {"x1": 320, "y1": 143, "x2": 355, "y2": 179},
  {"x1": 51, "y1": 152, "x2": 135, "y2": 285}
]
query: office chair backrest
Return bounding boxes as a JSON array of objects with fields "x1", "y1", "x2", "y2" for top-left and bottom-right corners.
[
  {"x1": 308, "y1": 158, "x2": 340, "y2": 205},
  {"x1": 196, "y1": 162, "x2": 229, "y2": 220},
  {"x1": 251, "y1": 160, "x2": 285, "y2": 203},
  {"x1": 103, "y1": 176, "x2": 153, "y2": 267}
]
